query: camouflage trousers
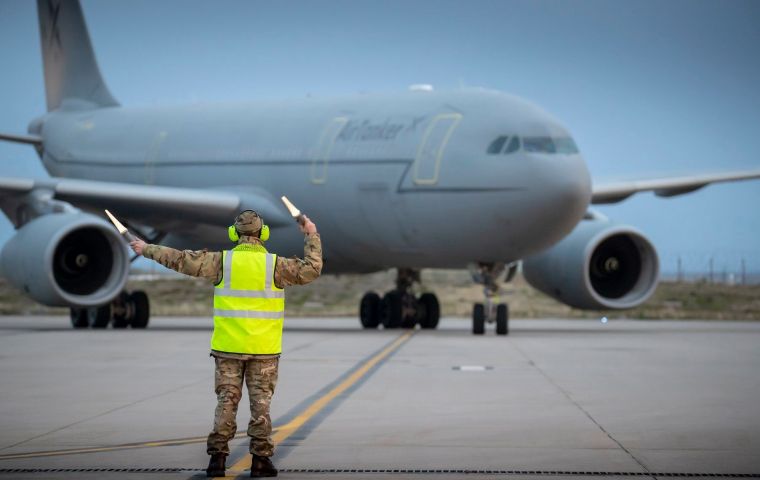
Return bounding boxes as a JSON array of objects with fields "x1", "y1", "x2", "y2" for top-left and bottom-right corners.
[{"x1": 206, "y1": 356, "x2": 279, "y2": 457}]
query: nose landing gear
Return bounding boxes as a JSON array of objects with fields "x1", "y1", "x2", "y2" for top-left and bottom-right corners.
[
  {"x1": 470, "y1": 262, "x2": 513, "y2": 335},
  {"x1": 359, "y1": 268, "x2": 440, "y2": 330}
]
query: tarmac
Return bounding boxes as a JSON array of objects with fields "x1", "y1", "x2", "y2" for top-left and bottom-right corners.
[{"x1": 0, "y1": 316, "x2": 758, "y2": 480}]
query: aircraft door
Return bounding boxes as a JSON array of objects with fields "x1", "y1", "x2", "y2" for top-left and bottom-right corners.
[
  {"x1": 413, "y1": 113, "x2": 461, "y2": 184},
  {"x1": 311, "y1": 117, "x2": 348, "y2": 184}
]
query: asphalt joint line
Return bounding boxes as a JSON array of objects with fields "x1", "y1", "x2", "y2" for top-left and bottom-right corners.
[{"x1": 509, "y1": 339, "x2": 657, "y2": 479}]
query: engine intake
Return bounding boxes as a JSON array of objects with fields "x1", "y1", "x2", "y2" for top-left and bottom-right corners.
[
  {"x1": 0, "y1": 213, "x2": 129, "y2": 307},
  {"x1": 522, "y1": 220, "x2": 659, "y2": 310}
]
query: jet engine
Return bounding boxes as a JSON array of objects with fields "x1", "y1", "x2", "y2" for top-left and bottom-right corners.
[
  {"x1": 522, "y1": 219, "x2": 659, "y2": 310},
  {"x1": 0, "y1": 213, "x2": 129, "y2": 307}
]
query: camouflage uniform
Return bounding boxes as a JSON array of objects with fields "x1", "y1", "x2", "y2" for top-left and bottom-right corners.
[
  {"x1": 143, "y1": 213, "x2": 322, "y2": 457},
  {"x1": 142, "y1": 234, "x2": 322, "y2": 291},
  {"x1": 209, "y1": 356, "x2": 279, "y2": 456}
]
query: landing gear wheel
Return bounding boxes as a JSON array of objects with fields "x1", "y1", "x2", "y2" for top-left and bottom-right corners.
[
  {"x1": 400, "y1": 317, "x2": 416, "y2": 329},
  {"x1": 400, "y1": 295, "x2": 417, "y2": 329},
  {"x1": 70, "y1": 308, "x2": 88, "y2": 329},
  {"x1": 112, "y1": 293, "x2": 130, "y2": 329},
  {"x1": 359, "y1": 292, "x2": 381, "y2": 329},
  {"x1": 112, "y1": 313, "x2": 129, "y2": 329},
  {"x1": 472, "y1": 303, "x2": 485, "y2": 335},
  {"x1": 380, "y1": 291, "x2": 403, "y2": 329},
  {"x1": 496, "y1": 303, "x2": 509, "y2": 336},
  {"x1": 87, "y1": 304, "x2": 111, "y2": 329},
  {"x1": 418, "y1": 293, "x2": 440, "y2": 329},
  {"x1": 129, "y1": 291, "x2": 150, "y2": 329}
]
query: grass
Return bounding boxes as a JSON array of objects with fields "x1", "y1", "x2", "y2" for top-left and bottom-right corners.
[{"x1": 1, "y1": 270, "x2": 758, "y2": 320}]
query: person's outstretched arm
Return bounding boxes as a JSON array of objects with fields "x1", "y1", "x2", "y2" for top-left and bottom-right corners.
[
  {"x1": 130, "y1": 240, "x2": 222, "y2": 283},
  {"x1": 275, "y1": 215, "x2": 322, "y2": 288}
]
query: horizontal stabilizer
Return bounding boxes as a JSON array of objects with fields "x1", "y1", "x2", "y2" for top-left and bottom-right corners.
[{"x1": 0, "y1": 132, "x2": 42, "y2": 146}]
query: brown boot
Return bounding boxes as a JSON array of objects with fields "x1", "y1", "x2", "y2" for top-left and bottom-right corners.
[
  {"x1": 250, "y1": 454, "x2": 277, "y2": 477},
  {"x1": 206, "y1": 453, "x2": 227, "y2": 477}
]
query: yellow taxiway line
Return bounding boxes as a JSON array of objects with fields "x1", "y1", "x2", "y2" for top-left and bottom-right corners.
[{"x1": 221, "y1": 331, "x2": 413, "y2": 478}]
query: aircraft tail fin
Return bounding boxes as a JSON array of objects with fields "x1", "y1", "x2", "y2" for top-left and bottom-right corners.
[{"x1": 37, "y1": 0, "x2": 119, "y2": 111}]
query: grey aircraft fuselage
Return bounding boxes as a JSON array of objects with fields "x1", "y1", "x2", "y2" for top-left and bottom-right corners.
[{"x1": 37, "y1": 88, "x2": 592, "y2": 273}]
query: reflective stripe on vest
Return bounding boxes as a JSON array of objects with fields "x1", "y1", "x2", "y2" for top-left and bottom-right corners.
[{"x1": 211, "y1": 249, "x2": 284, "y2": 354}]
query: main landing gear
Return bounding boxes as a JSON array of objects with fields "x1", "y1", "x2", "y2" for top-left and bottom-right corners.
[
  {"x1": 469, "y1": 262, "x2": 515, "y2": 336},
  {"x1": 359, "y1": 268, "x2": 440, "y2": 330},
  {"x1": 70, "y1": 290, "x2": 150, "y2": 329}
]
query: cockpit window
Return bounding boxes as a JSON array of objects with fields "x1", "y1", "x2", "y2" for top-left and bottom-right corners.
[
  {"x1": 487, "y1": 136, "x2": 508, "y2": 154},
  {"x1": 554, "y1": 137, "x2": 579, "y2": 154},
  {"x1": 504, "y1": 135, "x2": 520, "y2": 154},
  {"x1": 523, "y1": 136, "x2": 556, "y2": 153},
  {"x1": 523, "y1": 136, "x2": 579, "y2": 154},
  {"x1": 487, "y1": 135, "x2": 577, "y2": 155},
  {"x1": 487, "y1": 135, "x2": 520, "y2": 154}
]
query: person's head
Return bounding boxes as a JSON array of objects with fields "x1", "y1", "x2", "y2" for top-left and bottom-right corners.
[{"x1": 228, "y1": 210, "x2": 269, "y2": 242}]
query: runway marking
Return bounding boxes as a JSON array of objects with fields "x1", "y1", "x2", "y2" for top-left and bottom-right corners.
[
  {"x1": 0, "y1": 430, "x2": 277, "y2": 461},
  {"x1": 221, "y1": 330, "x2": 414, "y2": 478}
]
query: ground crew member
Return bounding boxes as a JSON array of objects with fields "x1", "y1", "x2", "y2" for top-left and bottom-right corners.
[{"x1": 130, "y1": 210, "x2": 322, "y2": 478}]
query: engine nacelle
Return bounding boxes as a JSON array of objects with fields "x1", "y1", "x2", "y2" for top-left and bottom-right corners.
[
  {"x1": 0, "y1": 213, "x2": 129, "y2": 307},
  {"x1": 522, "y1": 219, "x2": 659, "y2": 309}
]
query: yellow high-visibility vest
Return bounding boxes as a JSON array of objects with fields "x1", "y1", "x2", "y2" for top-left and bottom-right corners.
[{"x1": 211, "y1": 245, "x2": 284, "y2": 354}]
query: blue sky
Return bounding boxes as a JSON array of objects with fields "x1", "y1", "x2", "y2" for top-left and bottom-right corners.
[{"x1": 1, "y1": 0, "x2": 759, "y2": 275}]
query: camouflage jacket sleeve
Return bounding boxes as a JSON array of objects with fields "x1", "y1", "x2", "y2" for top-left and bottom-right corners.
[
  {"x1": 274, "y1": 233, "x2": 323, "y2": 288},
  {"x1": 142, "y1": 244, "x2": 223, "y2": 284}
]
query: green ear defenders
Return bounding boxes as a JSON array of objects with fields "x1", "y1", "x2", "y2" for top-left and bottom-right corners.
[
  {"x1": 227, "y1": 224, "x2": 270, "y2": 242},
  {"x1": 228, "y1": 210, "x2": 270, "y2": 242},
  {"x1": 227, "y1": 225, "x2": 240, "y2": 242}
]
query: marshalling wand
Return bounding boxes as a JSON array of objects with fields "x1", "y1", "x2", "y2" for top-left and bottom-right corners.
[
  {"x1": 104, "y1": 209, "x2": 137, "y2": 243},
  {"x1": 280, "y1": 196, "x2": 306, "y2": 226}
]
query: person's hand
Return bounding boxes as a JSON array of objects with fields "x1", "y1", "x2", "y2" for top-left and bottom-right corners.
[
  {"x1": 299, "y1": 215, "x2": 317, "y2": 235},
  {"x1": 130, "y1": 239, "x2": 146, "y2": 256}
]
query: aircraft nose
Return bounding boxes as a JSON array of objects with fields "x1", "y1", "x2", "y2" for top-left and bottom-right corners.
[
  {"x1": 550, "y1": 154, "x2": 592, "y2": 211},
  {"x1": 533, "y1": 154, "x2": 592, "y2": 235}
]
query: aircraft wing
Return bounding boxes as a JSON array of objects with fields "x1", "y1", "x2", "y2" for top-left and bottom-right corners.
[
  {"x1": 0, "y1": 176, "x2": 291, "y2": 231},
  {"x1": 591, "y1": 169, "x2": 760, "y2": 204}
]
